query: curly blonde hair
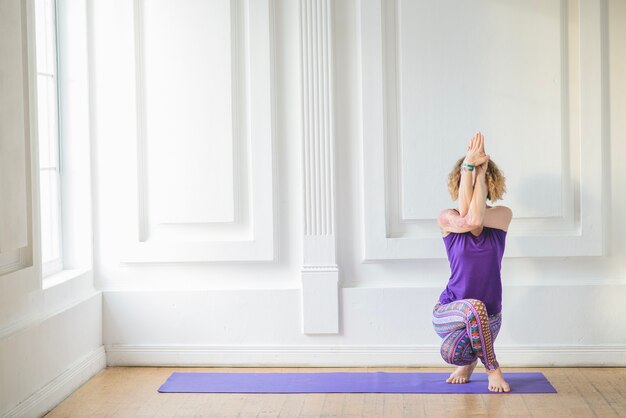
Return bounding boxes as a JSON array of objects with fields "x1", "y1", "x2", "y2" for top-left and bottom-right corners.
[{"x1": 447, "y1": 156, "x2": 507, "y2": 202}]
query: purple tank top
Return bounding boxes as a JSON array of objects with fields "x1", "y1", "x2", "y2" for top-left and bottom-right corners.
[{"x1": 438, "y1": 226, "x2": 507, "y2": 315}]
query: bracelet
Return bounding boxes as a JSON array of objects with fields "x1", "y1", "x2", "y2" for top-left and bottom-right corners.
[{"x1": 461, "y1": 163, "x2": 475, "y2": 172}]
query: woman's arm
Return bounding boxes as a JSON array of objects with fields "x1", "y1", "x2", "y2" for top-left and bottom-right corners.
[
  {"x1": 458, "y1": 133, "x2": 488, "y2": 217},
  {"x1": 438, "y1": 165, "x2": 488, "y2": 233},
  {"x1": 482, "y1": 206, "x2": 513, "y2": 231},
  {"x1": 457, "y1": 166, "x2": 474, "y2": 217}
]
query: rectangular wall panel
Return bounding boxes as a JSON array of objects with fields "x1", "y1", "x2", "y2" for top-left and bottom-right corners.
[
  {"x1": 142, "y1": 0, "x2": 236, "y2": 226},
  {"x1": 109, "y1": 0, "x2": 276, "y2": 262},
  {"x1": 0, "y1": 0, "x2": 30, "y2": 254},
  {"x1": 0, "y1": 0, "x2": 35, "y2": 280}
]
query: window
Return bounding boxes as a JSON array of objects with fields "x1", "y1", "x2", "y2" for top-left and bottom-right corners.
[{"x1": 34, "y1": 0, "x2": 63, "y2": 277}]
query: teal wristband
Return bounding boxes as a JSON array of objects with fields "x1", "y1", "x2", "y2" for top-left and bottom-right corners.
[{"x1": 462, "y1": 163, "x2": 475, "y2": 172}]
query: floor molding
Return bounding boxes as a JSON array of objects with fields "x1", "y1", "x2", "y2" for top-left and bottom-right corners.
[
  {"x1": 3, "y1": 346, "x2": 106, "y2": 418},
  {"x1": 105, "y1": 344, "x2": 626, "y2": 367}
]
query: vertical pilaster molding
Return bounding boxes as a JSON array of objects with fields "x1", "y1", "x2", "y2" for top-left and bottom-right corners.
[{"x1": 299, "y1": 0, "x2": 339, "y2": 334}]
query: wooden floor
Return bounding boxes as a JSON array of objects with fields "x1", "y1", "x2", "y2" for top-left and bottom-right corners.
[{"x1": 43, "y1": 366, "x2": 626, "y2": 417}]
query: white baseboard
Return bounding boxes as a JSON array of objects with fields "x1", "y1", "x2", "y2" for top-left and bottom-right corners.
[
  {"x1": 3, "y1": 346, "x2": 106, "y2": 418},
  {"x1": 105, "y1": 344, "x2": 626, "y2": 367}
]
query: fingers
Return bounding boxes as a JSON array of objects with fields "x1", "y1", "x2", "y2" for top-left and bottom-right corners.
[
  {"x1": 468, "y1": 131, "x2": 487, "y2": 157},
  {"x1": 468, "y1": 133, "x2": 477, "y2": 150},
  {"x1": 470, "y1": 132, "x2": 484, "y2": 152}
]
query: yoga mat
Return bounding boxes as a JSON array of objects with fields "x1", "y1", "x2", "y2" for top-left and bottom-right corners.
[{"x1": 158, "y1": 371, "x2": 557, "y2": 394}]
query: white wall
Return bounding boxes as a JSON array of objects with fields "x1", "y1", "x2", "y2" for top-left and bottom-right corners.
[
  {"x1": 0, "y1": 0, "x2": 103, "y2": 416},
  {"x1": 95, "y1": 0, "x2": 626, "y2": 367}
]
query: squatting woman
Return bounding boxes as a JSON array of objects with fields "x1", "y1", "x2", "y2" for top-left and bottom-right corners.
[{"x1": 432, "y1": 132, "x2": 513, "y2": 393}]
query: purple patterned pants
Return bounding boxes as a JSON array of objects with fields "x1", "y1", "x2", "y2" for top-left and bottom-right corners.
[{"x1": 432, "y1": 299, "x2": 502, "y2": 371}]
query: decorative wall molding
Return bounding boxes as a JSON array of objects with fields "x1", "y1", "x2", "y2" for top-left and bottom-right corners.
[
  {"x1": 359, "y1": 0, "x2": 606, "y2": 260},
  {"x1": 301, "y1": 0, "x2": 335, "y2": 239},
  {"x1": 300, "y1": 0, "x2": 339, "y2": 334},
  {"x1": 0, "y1": 0, "x2": 35, "y2": 278},
  {"x1": 118, "y1": 0, "x2": 276, "y2": 263},
  {"x1": 0, "y1": 248, "x2": 29, "y2": 277},
  {"x1": 105, "y1": 343, "x2": 626, "y2": 367},
  {"x1": 0, "y1": 287, "x2": 99, "y2": 340}
]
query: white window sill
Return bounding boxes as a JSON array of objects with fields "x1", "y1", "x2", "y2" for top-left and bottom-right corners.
[{"x1": 43, "y1": 267, "x2": 92, "y2": 290}]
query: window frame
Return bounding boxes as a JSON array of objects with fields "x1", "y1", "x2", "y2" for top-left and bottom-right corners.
[{"x1": 35, "y1": 0, "x2": 65, "y2": 278}]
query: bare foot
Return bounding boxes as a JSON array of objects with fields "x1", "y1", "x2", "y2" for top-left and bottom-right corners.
[
  {"x1": 446, "y1": 359, "x2": 478, "y2": 383},
  {"x1": 487, "y1": 367, "x2": 511, "y2": 392}
]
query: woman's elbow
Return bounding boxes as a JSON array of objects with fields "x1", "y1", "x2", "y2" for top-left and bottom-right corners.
[
  {"x1": 449, "y1": 213, "x2": 477, "y2": 229},
  {"x1": 466, "y1": 215, "x2": 483, "y2": 228}
]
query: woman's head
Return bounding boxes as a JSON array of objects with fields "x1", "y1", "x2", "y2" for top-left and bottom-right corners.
[{"x1": 447, "y1": 156, "x2": 506, "y2": 202}]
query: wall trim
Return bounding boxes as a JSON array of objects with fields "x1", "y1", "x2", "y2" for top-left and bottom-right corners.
[
  {"x1": 2, "y1": 346, "x2": 106, "y2": 418},
  {"x1": 105, "y1": 344, "x2": 626, "y2": 367},
  {"x1": 299, "y1": 0, "x2": 340, "y2": 335},
  {"x1": 0, "y1": 290, "x2": 101, "y2": 341}
]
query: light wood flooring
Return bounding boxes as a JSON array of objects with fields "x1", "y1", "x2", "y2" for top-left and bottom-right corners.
[{"x1": 43, "y1": 367, "x2": 626, "y2": 417}]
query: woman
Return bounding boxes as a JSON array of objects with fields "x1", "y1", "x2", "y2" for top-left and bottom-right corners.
[{"x1": 432, "y1": 132, "x2": 513, "y2": 393}]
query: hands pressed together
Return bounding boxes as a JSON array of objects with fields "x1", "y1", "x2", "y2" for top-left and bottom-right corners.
[
  {"x1": 464, "y1": 132, "x2": 489, "y2": 178},
  {"x1": 456, "y1": 132, "x2": 490, "y2": 218}
]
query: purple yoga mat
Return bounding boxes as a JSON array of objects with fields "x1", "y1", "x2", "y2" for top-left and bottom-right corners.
[{"x1": 158, "y1": 371, "x2": 557, "y2": 394}]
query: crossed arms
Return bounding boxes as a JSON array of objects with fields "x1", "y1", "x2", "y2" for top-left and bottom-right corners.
[{"x1": 437, "y1": 132, "x2": 512, "y2": 234}]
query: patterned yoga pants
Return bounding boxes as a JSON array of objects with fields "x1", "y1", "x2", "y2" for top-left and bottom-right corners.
[{"x1": 432, "y1": 299, "x2": 502, "y2": 371}]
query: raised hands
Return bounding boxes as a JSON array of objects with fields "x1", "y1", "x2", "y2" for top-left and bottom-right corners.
[
  {"x1": 464, "y1": 132, "x2": 489, "y2": 168},
  {"x1": 457, "y1": 132, "x2": 489, "y2": 217}
]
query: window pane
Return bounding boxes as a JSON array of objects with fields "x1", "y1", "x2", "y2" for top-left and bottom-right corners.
[
  {"x1": 46, "y1": 76, "x2": 58, "y2": 168},
  {"x1": 35, "y1": 0, "x2": 47, "y2": 72},
  {"x1": 44, "y1": 0, "x2": 57, "y2": 73},
  {"x1": 37, "y1": 75, "x2": 54, "y2": 167},
  {"x1": 40, "y1": 169, "x2": 62, "y2": 264},
  {"x1": 35, "y1": 0, "x2": 57, "y2": 74}
]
